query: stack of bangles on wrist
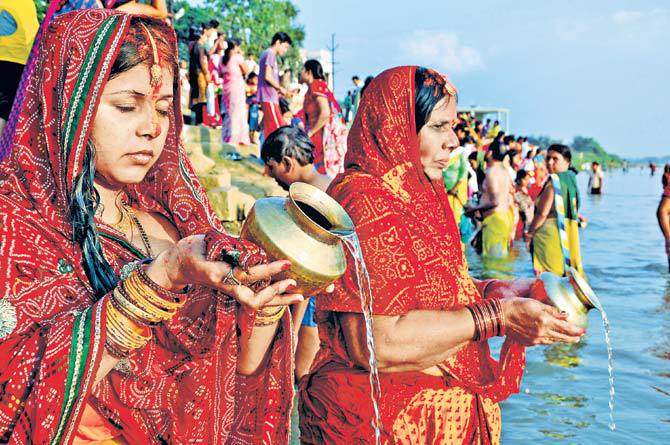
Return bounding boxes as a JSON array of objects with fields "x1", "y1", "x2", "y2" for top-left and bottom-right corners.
[
  {"x1": 105, "y1": 260, "x2": 188, "y2": 358},
  {"x1": 254, "y1": 305, "x2": 287, "y2": 327},
  {"x1": 465, "y1": 299, "x2": 506, "y2": 341}
]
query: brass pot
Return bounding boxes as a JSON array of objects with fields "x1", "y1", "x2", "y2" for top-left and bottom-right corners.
[
  {"x1": 239, "y1": 182, "x2": 355, "y2": 295},
  {"x1": 535, "y1": 267, "x2": 602, "y2": 330}
]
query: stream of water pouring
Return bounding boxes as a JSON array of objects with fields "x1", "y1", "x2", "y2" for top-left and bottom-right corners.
[
  {"x1": 588, "y1": 295, "x2": 616, "y2": 431},
  {"x1": 340, "y1": 233, "x2": 382, "y2": 445},
  {"x1": 597, "y1": 308, "x2": 616, "y2": 430}
]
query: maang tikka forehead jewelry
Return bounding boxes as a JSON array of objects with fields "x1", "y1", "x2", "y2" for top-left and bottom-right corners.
[{"x1": 139, "y1": 22, "x2": 162, "y2": 87}]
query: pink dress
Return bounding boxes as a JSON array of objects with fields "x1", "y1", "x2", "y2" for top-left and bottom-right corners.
[{"x1": 220, "y1": 53, "x2": 251, "y2": 145}]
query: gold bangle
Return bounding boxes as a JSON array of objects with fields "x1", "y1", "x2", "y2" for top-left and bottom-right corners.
[
  {"x1": 113, "y1": 287, "x2": 163, "y2": 324},
  {"x1": 106, "y1": 299, "x2": 152, "y2": 342},
  {"x1": 254, "y1": 306, "x2": 287, "y2": 326},
  {"x1": 257, "y1": 305, "x2": 285, "y2": 317},
  {"x1": 122, "y1": 278, "x2": 175, "y2": 321},
  {"x1": 105, "y1": 299, "x2": 152, "y2": 350},
  {"x1": 126, "y1": 272, "x2": 184, "y2": 311}
]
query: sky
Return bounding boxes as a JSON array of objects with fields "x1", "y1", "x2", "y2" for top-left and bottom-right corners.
[{"x1": 292, "y1": 0, "x2": 669, "y2": 158}]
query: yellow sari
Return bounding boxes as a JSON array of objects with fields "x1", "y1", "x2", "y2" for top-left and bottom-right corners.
[
  {"x1": 532, "y1": 217, "x2": 583, "y2": 276},
  {"x1": 447, "y1": 179, "x2": 468, "y2": 227},
  {"x1": 532, "y1": 172, "x2": 584, "y2": 276},
  {"x1": 482, "y1": 208, "x2": 514, "y2": 258}
]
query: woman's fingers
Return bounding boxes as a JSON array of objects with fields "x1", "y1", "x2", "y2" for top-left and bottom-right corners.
[
  {"x1": 546, "y1": 329, "x2": 582, "y2": 344},
  {"x1": 254, "y1": 279, "x2": 299, "y2": 306},
  {"x1": 237, "y1": 260, "x2": 291, "y2": 284},
  {"x1": 263, "y1": 293, "x2": 304, "y2": 306},
  {"x1": 549, "y1": 317, "x2": 585, "y2": 337},
  {"x1": 219, "y1": 279, "x2": 301, "y2": 310}
]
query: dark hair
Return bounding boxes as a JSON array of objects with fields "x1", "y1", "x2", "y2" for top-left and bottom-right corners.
[
  {"x1": 592, "y1": 161, "x2": 600, "y2": 166},
  {"x1": 261, "y1": 126, "x2": 315, "y2": 166},
  {"x1": 271, "y1": 32, "x2": 293, "y2": 46},
  {"x1": 494, "y1": 120, "x2": 499, "y2": 125},
  {"x1": 352, "y1": 75, "x2": 359, "y2": 81},
  {"x1": 188, "y1": 26, "x2": 202, "y2": 41},
  {"x1": 468, "y1": 151, "x2": 478, "y2": 161},
  {"x1": 359, "y1": 75, "x2": 374, "y2": 96},
  {"x1": 414, "y1": 67, "x2": 456, "y2": 133},
  {"x1": 515, "y1": 169, "x2": 528, "y2": 184},
  {"x1": 278, "y1": 96, "x2": 290, "y2": 115},
  {"x1": 489, "y1": 140, "x2": 507, "y2": 162},
  {"x1": 206, "y1": 19, "x2": 219, "y2": 30},
  {"x1": 222, "y1": 38, "x2": 240, "y2": 66},
  {"x1": 73, "y1": 18, "x2": 176, "y2": 298},
  {"x1": 303, "y1": 59, "x2": 325, "y2": 80},
  {"x1": 247, "y1": 71, "x2": 258, "y2": 81},
  {"x1": 547, "y1": 143, "x2": 572, "y2": 162}
]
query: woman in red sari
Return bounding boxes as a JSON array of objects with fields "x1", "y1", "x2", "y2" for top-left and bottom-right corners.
[
  {"x1": 299, "y1": 66, "x2": 584, "y2": 444},
  {"x1": 0, "y1": 10, "x2": 301, "y2": 444},
  {"x1": 300, "y1": 59, "x2": 347, "y2": 177}
]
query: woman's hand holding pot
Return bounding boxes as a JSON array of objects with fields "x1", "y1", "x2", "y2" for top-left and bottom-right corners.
[
  {"x1": 144, "y1": 235, "x2": 304, "y2": 310},
  {"x1": 502, "y1": 297, "x2": 585, "y2": 346}
]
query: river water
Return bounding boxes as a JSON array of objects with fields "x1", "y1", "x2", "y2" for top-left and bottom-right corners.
[
  {"x1": 469, "y1": 170, "x2": 670, "y2": 443},
  {"x1": 290, "y1": 170, "x2": 670, "y2": 443}
]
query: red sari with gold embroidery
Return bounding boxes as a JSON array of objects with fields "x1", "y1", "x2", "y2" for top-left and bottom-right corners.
[
  {"x1": 0, "y1": 10, "x2": 292, "y2": 444},
  {"x1": 299, "y1": 66, "x2": 526, "y2": 444}
]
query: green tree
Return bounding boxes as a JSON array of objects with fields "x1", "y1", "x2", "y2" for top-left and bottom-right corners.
[
  {"x1": 173, "y1": 0, "x2": 305, "y2": 74},
  {"x1": 33, "y1": 0, "x2": 48, "y2": 21},
  {"x1": 526, "y1": 135, "x2": 563, "y2": 149},
  {"x1": 571, "y1": 136, "x2": 606, "y2": 156}
]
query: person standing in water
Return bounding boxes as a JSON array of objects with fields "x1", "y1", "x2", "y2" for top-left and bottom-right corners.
[
  {"x1": 525, "y1": 144, "x2": 585, "y2": 277},
  {"x1": 466, "y1": 140, "x2": 514, "y2": 258},
  {"x1": 588, "y1": 161, "x2": 604, "y2": 194},
  {"x1": 657, "y1": 164, "x2": 670, "y2": 272}
]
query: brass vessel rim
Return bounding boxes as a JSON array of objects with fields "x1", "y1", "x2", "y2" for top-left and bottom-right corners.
[
  {"x1": 567, "y1": 267, "x2": 601, "y2": 311},
  {"x1": 288, "y1": 182, "x2": 355, "y2": 240}
]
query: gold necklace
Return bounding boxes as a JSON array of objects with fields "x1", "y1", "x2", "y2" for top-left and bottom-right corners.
[{"x1": 110, "y1": 204, "x2": 133, "y2": 234}]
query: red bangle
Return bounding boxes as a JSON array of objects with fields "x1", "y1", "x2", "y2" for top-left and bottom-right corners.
[
  {"x1": 466, "y1": 299, "x2": 506, "y2": 341},
  {"x1": 135, "y1": 258, "x2": 190, "y2": 304}
]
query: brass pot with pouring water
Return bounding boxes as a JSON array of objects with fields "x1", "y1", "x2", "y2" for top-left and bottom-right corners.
[
  {"x1": 239, "y1": 182, "x2": 355, "y2": 294},
  {"x1": 532, "y1": 267, "x2": 602, "y2": 330}
]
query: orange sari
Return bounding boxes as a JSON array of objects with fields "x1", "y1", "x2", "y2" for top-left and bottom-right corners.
[{"x1": 299, "y1": 66, "x2": 525, "y2": 444}]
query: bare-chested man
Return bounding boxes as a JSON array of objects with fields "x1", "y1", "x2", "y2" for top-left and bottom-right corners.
[
  {"x1": 261, "y1": 125, "x2": 330, "y2": 381},
  {"x1": 466, "y1": 141, "x2": 514, "y2": 257}
]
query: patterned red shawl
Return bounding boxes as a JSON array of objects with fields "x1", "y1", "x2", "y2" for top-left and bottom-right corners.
[
  {"x1": 304, "y1": 66, "x2": 525, "y2": 441},
  {"x1": 0, "y1": 10, "x2": 292, "y2": 444}
]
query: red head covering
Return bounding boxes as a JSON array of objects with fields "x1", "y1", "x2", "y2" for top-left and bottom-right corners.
[
  {"x1": 0, "y1": 10, "x2": 291, "y2": 444},
  {"x1": 323, "y1": 66, "x2": 525, "y2": 399}
]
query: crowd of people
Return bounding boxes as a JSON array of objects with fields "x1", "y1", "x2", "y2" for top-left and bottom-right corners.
[
  {"x1": 1, "y1": 4, "x2": 666, "y2": 445},
  {"x1": 181, "y1": 22, "x2": 359, "y2": 179},
  {"x1": 434, "y1": 112, "x2": 597, "y2": 279}
]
